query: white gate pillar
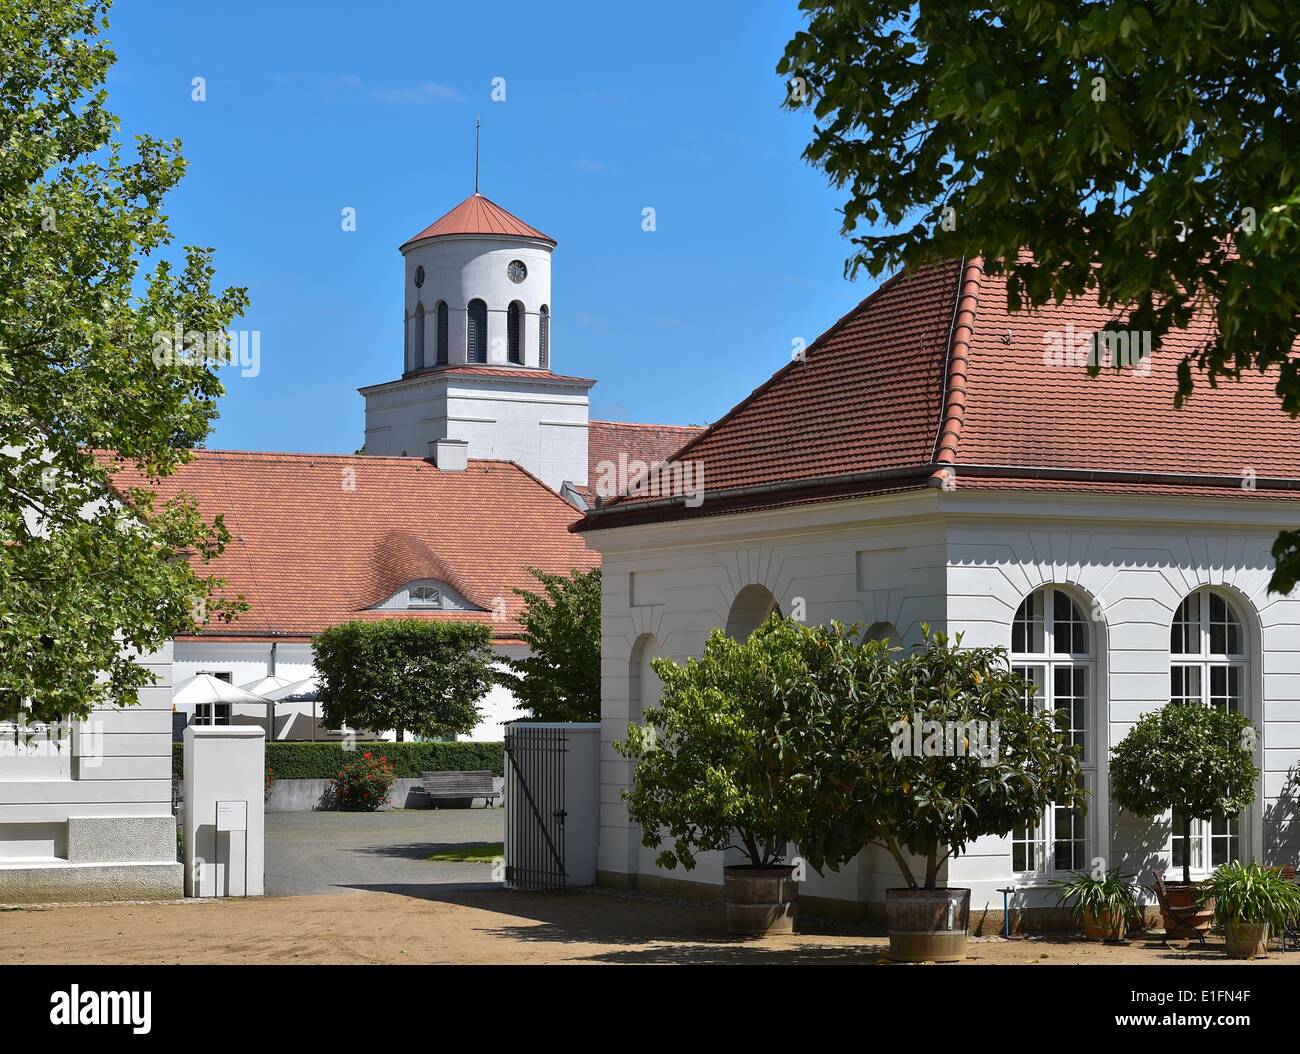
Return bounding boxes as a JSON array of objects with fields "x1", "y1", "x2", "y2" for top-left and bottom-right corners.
[{"x1": 183, "y1": 725, "x2": 265, "y2": 897}]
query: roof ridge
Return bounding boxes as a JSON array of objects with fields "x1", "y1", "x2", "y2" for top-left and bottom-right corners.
[{"x1": 930, "y1": 257, "x2": 983, "y2": 486}]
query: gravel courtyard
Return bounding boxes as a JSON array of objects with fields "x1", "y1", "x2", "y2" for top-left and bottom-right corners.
[{"x1": 0, "y1": 811, "x2": 1292, "y2": 965}]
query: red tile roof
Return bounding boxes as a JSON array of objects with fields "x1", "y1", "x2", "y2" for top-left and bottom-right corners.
[
  {"x1": 578, "y1": 257, "x2": 1300, "y2": 531},
  {"x1": 562, "y1": 420, "x2": 706, "y2": 505},
  {"x1": 401, "y1": 193, "x2": 555, "y2": 249},
  {"x1": 109, "y1": 450, "x2": 596, "y2": 641}
]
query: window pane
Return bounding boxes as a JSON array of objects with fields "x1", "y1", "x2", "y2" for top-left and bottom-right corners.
[
  {"x1": 1171, "y1": 665, "x2": 1201, "y2": 707},
  {"x1": 1171, "y1": 594, "x2": 1200, "y2": 654},
  {"x1": 1052, "y1": 591, "x2": 1089, "y2": 655},
  {"x1": 1208, "y1": 593, "x2": 1243, "y2": 656},
  {"x1": 1053, "y1": 665, "x2": 1087, "y2": 760},
  {"x1": 1013, "y1": 591, "x2": 1045, "y2": 654},
  {"x1": 1208, "y1": 665, "x2": 1242, "y2": 714},
  {"x1": 1013, "y1": 665, "x2": 1045, "y2": 713}
]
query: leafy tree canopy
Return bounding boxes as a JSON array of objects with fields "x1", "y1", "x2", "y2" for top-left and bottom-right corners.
[
  {"x1": 1111, "y1": 702, "x2": 1258, "y2": 883},
  {"x1": 1, "y1": 0, "x2": 248, "y2": 726},
  {"x1": 314, "y1": 620, "x2": 495, "y2": 741},
  {"x1": 498, "y1": 568, "x2": 600, "y2": 722},
  {"x1": 778, "y1": 1, "x2": 1300, "y2": 591}
]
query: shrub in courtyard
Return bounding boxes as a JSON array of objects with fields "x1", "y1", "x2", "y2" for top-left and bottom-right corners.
[
  {"x1": 1110, "y1": 703, "x2": 1258, "y2": 884},
  {"x1": 329, "y1": 751, "x2": 396, "y2": 812},
  {"x1": 791, "y1": 626, "x2": 1085, "y2": 891},
  {"x1": 617, "y1": 616, "x2": 877, "y2": 871}
]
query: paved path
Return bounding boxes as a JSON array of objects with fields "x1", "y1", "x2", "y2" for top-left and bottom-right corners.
[{"x1": 265, "y1": 808, "x2": 504, "y2": 897}]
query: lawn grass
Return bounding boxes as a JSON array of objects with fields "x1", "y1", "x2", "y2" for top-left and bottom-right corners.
[{"x1": 425, "y1": 842, "x2": 503, "y2": 863}]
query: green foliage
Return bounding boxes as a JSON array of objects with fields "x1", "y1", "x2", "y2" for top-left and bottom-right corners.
[
  {"x1": 329, "y1": 750, "x2": 396, "y2": 812},
  {"x1": 778, "y1": 1, "x2": 1300, "y2": 592},
  {"x1": 173, "y1": 740, "x2": 504, "y2": 780},
  {"x1": 617, "y1": 617, "x2": 853, "y2": 869},
  {"x1": 498, "y1": 568, "x2": 601, "y2": 722},
  {"x1": 1111, "y1": 703, "x2": 1258, "y2": 883},
  {"x1": 0, "y1": 0, "x2": 249, "y2": 724},
  {"x1": 789, "y1": 625, "x2": 1085, "y2": 889},
  {"x1": 617, "y1": 616, "x2": 1081, "y2": 885},
  {"x1": 312, "y1": 620, "x2": 494, "y2": 740},
  {"x1": 1051, "y1": 867, "x2": 1142, "y2": 929},
  {"x1": 1199, "y1": 860, "x2": 1300, "y2": 928}
]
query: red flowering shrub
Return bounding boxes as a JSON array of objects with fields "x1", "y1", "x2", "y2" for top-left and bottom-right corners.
[{"x1": 329, "y1": 751, "x2": 396, "y2": 812}]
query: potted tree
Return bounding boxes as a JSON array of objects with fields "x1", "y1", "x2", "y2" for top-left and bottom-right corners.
[
  {"x1": 1200, "y1": 861, "x2": 1300, "y2": 958},
  {"x1": 617, "y1": 616, "x2": 875, "y2": 935},
  {"x1": 792, "y1": 627, "x2": 1084, "y2": 961},
  {"x1": 1051, "y1": 867, "x2": 1142, "y2": 941},
  {"x1": 1110, "y1": 703, "x2": 1259, "y2": 939}
]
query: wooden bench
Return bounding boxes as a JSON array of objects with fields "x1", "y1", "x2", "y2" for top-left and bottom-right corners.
[{"x1": 420, "y1": 770, "x2": 500, "y2": 808}]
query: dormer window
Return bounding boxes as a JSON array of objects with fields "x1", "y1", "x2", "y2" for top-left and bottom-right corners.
[{"x1": 408, "y1": 585, "x2": 442, "y2": 608}]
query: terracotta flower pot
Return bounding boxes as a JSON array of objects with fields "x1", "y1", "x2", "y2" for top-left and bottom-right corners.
[
  {"x1": 1161, "y1": 882, "x2": 1215, "y2": 938},
  {"x1": 1082, "y1": 907, "x2": 1127, "y2": 942},
  {"x1": 1224, "y1": 921, "x2": 1270, "y2": 959},
  {"x1": 885, "y1": 887, "x2": 971, "y2": 962},
  {"x1": 723, "y1": 865, "x2": 798, "y2": 935}
]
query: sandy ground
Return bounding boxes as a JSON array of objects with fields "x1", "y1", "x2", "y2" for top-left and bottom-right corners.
[{"x1": 0, "y1": 885, "x2": 1291, "y2": 965}]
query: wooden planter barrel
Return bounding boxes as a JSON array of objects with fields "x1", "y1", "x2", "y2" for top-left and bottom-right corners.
[
  {"x1": 723, "y1": 865, "x2": 798, "y2": 935},
  {"x1": 1224, "y1": 921, "x2": 1270, "y2": 959},
  {"x1": 1161, "y1": 883, "x2": 1215, "y2": 939},
  {"x1": 1082, "y1": 908, "x2": 1126, "y2": 942},
  {"x1": 885, "y1": 887, "x2": 971, "y2": 962}
]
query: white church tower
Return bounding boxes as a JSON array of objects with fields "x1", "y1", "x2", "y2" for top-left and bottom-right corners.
[{"x1": 359, "y1": 191, "x2": 593, "y2": 490}]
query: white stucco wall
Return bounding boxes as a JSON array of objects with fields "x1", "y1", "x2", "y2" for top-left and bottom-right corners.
[
  {"x1": 0, "y1": 643, "x2": 174, "y2": 866},
  {"x1": 586, "y1": 486, "x2": 1300, "y2": 916}
]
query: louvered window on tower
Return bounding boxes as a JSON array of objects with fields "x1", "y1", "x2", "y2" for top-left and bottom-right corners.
[
  {"x1": 507, "y1": 301, "x2": 524, "y2": 365},
  {"x1": 435, "y1": 301, "x2": 449, "y2": 364},
  {"x1": 539, "y1": 305, "x2": 549, "y2": 369},
  {"x1": 467, "y1": 299, "x2": 487, "y2": 363}
]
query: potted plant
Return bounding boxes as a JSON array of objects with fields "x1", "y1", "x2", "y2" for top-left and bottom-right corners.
[
  {"x1": 1199, "y1": 861, "x2": 1300, "y2": 958},
  {"x1": 1051, "y1": 867, "x2": 1141, "y2": 941},
  {"x1": 1110, "y1": 703, "x2": 1259, "y2": 938},
  {"x1": 617, "y1": 617, "x2": 866, "y2": 935},
  {"x1": 791, "y1": 627, "x2": 1085, "y2": 961}
]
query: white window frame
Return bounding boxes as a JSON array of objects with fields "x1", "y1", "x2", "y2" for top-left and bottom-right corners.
[
  {"x1": 1010, "y1": 586, "x2": 1094, "y2": 879},
  {"x1": 1169, "y1": 587, "x2": 1247, "y2": 874},
  {"x1": 407, "y1": 585, "x2": 442, "y2": 609}
]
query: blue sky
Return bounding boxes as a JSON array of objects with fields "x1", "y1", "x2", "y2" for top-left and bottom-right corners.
[{"x1": 106, "y1": 0, "x2": 877, "y2": 452}]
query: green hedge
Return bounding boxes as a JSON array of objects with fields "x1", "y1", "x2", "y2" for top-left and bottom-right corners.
[{"x1": 172, "y1": 740, "x2": 504, "y2": 780}]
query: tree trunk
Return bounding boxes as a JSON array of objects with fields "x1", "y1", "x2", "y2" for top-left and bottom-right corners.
[{"x1": 1181, "y1": 813, "x2": 1192, "y2": 884}]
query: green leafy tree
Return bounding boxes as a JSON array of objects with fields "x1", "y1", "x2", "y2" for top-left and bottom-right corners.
[
  {"x1": 1, "y1": 0, "x2": 248, "y2": 727},
  {"x1": 617, "y1": 616, "x2": 865, "y2": 869},
  {"x1": 1111, "y1": 702, "x2": 1259, "y2": 884},
  {"x1": 778, "y1": 1, "x2": 1300, "y2": 591},
  {"x1": 313, "y1": 620, "x2": 494, "y2": 741},
  {"x1": 499, "y1": 567, "x2": 600, "y2": 722},
  {"x1": 790, "y1": 626, "x2": 1085, "y2": 889}
]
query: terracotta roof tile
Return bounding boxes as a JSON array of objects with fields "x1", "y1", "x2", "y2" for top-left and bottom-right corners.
[
  {"x1": 109, "y1": 450, "x2": 596, "y2": 640},
  {"x1": 578, "y1": 257, "x2": 1300, "y2": 531},
  {"x1": 402, "y1": 193, "x2": 555, "y2": 248}
]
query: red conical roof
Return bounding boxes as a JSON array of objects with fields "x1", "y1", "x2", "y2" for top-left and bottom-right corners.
[{"x1": 401, "y1": 193, "x2": 555, "y2": 249}]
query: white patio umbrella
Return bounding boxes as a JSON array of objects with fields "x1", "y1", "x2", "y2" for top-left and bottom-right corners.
[
  {"x1": 173, "y1": 674, "x2": 268, "y2": 727},
  {"x1": 265, "y1": 676, "x2": 323, "y2": 740},
  {"x1": 239, "y1": 674, "x2": 297, "y2": 696}
]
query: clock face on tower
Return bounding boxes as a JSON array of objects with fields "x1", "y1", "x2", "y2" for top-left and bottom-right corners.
[
  {"x1": 414, "y1": 265, "x2": 425, "y2": 288},
  {"x1": 507, "y1": 260, "x2": 527, "y2": 284}
]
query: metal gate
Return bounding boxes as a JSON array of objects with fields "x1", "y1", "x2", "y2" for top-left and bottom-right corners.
[{"x1": 504, "y1": 724, "x2": 568, "y2": 890}]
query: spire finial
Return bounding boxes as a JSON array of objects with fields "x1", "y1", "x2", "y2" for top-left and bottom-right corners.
[{"x1": 474, "y1": 115, "x2": 481, "y2": 194}]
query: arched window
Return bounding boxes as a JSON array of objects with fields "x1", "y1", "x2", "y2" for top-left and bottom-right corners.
[
  {"x1": 467, "y1": 299, "x2": 487, "y2": 363},
  {"x1": 507, "y1": 301, "x2": 524, "y2": 365},
  {"x1": 539, "y1": 305, "x2": 550, "y2": 369},
  {"x1": 1170, "y1": 588, "x2": 1248, "y2": 870},
  {"x1": 1009, "y1": 586, "x2": 1093, "y2": 875},
  {"x1": 435, "y1": 301, "x2": 449, "y2": 365},
  {"x1": 409, "y1": 302, "x2": 425, "y2": 372}
]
